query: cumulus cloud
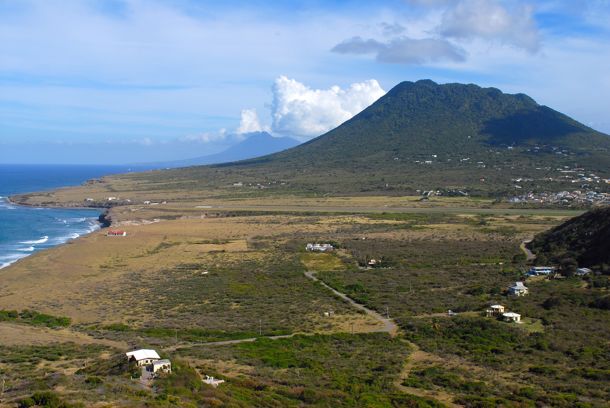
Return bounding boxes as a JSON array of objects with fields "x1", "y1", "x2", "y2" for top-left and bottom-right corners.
[
  {"x1": 271, "y1": 76, "x2": 385, "y2": 139},
  {"x1": 236, "y1": 109, "x2": 263, "y2": 134},
  {"x1": 439, "y1": 0, "x2": 540, "y2": 52},
  {"x1": 332, "y1": 36, "x2": 466, "y2": 64}
]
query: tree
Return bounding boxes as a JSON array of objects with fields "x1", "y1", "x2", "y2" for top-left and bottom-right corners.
[{"x1": 560, "y1": 257, "x2": 578, "y2": 277}]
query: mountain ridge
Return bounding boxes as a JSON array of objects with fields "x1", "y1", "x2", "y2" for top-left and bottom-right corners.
[
  {"x1": 201, "y1": 79, "x2": 610, "y2": 195},
  {"x1": 18, "y1": 79, "x2": 610, "y2": 200}
]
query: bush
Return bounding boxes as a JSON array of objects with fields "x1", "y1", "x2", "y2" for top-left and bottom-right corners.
[
  {"x1": 589, "y1": 295, "x2": 610, "y2": 310},
  {"x1": 19, "y1": 391, "x2": 74, "y2": 408},
  {"x1": 542, "y1": 296, "x2": 562, "y2": 310}
]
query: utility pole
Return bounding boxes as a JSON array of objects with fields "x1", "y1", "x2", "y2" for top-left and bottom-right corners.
[{"x1": 386, "y1": 306, "x2": 390, "y2": 319}]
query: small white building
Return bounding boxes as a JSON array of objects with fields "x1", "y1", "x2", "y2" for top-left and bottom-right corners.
[
  {"x1": 528, "y1": 266, "x2": 556, "y2": 276},
  {"x1": 367, "y1": 259, "x2": 380, "y2": 267},
  {"x1": 486, "y1": 304, "x2": 505, "y2": 317},
  {"x1": 575, "y1": 267, "x2": 592, "y2": 276},
  {"x1": 125, "y1": 349, "x2": 160, "y2": 367},
  {"x1": 306, "y1": 243, "x2": 334, "y2": 252},
  {"x1": 502, "y1": 312, "x2": 521, "y2": 323},
  {"x1": 508, "y1": 281, "x2": 529, "y2": 296},
  {"x1": 152, "y1": 359, "x2": 172, "y2": 374}
]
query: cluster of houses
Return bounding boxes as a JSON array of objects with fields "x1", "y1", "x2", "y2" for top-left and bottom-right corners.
[
  {"x1": 508, "y1": 190, "x2": 610, "y2": 206},
  {"x1": 125, "y1": 349, "x2": 171, "y2": 377},
  {"x1": 486, "y1": 304, "x2": 522, "y2": 323},
  {"x1": 527, "y1": 265, "x2": 592, "y2": 279},
  {"x1": 306, "y1": 243, "x2": 334, "y2": 252}
]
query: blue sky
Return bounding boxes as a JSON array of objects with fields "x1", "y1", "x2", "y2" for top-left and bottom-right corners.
[{"x1": 1, "y1": 0, "x2": 609, "y2": 164}]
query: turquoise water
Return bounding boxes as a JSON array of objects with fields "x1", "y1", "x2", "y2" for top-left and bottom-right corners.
[{"x1": 0, "y1": 164, "x2": 131, "y2": 269}]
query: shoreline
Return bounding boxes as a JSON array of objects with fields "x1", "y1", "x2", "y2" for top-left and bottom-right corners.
[
  {"x1": 5, "y1": 193, "x2": 109, "y2": 211},
  {"x1": 0, "y1": 196, "x2": 109, "y2": 270}
]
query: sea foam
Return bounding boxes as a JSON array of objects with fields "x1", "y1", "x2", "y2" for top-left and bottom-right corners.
[{"x1": 20, "y1": 236, "x2": 49, "y2": 244}]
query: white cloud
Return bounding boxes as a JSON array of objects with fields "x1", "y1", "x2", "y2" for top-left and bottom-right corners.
[
  {"x1": 236, "y1": 109, "x2": 263, "y2": 134},
  {"x1": 439, "y1": 0, "x2": 540, "y2": 52},
  {"x1": 179, "y1": 129, "x2": 228, "y2": 144},
  {"x1": 271, "y1": 76, "x2": 386, "y2": 139}
]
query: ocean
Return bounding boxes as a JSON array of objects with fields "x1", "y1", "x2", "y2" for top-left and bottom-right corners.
[{"x1": 0, "y1": 164, "x2": 132, "y2": 269}]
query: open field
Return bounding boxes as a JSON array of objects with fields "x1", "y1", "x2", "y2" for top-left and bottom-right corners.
[{"x1": 1, "y1": 200, "x2": 607, "y2": 407}]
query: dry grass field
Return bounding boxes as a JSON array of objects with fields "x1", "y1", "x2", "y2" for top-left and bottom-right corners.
[{"x1": 2, "y1": 198, "x2": 607, "y2": 407}]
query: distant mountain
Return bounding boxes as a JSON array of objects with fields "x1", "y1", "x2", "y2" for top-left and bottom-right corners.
[
  {"x1": 144, "y1": 132, "x2": 300, "y2": 168},
  {"x1": 528, "y1": 207, "x2": 610, "y2": 272},
  {"x1": 100, "y1": 80, "x2": 610, "y2": 196}
]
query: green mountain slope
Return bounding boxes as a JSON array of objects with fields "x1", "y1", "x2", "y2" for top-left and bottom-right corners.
[
  {"x1": 528, "y1": 207, "x2": 610, "y2": 271},
  {"x1": 121, "y1": 80, "x2": 610, "y2": 196}
]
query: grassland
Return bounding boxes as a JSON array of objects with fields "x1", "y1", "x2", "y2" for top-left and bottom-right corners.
[{"x1": 1, "y1": 200, "x2": 607, "y2": 407}]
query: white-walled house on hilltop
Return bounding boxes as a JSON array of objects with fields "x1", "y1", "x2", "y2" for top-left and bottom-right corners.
[
  {"x1": 508, "y1": 281, "x2": 529, "y2": 296},
  {"x1": 125, "y1": 349, "x2": 160, "y2": 366},
  {"x1": 502, "y1": 312, "x2": 521, "y2": 323},
  {"x1": 486, "y1": 304, "x2": 505, "y2": 317}
]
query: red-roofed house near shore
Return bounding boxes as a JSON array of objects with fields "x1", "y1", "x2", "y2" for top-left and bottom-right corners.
[{"x1": 107, "y1": 230, "x2": 127, "y2": 237}]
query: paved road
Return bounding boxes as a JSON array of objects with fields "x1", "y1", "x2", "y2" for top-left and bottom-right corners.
[{"x1": 304, "y1": 271, "x2": 398, "y2": 336}]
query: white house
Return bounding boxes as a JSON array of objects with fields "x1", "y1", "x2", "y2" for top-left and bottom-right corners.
[
  {"x1": 125, "y1": 349, "x2": 160, "y2": 366},
  {"x1": 152, "y1": 359, "x2": 172, "y2": 374},
  {"x1": 528, "y1": 266, "x2": 556, "y2": 276},
  {"x1": 508, "y1": 281, "x2": 529, "y2": 296},
  {"x1": 486, "y1": 304, "x2": 505, "y2": 317},
  {"x1": 367, "y1": 259, "x2": 380, "y2": 267},
  {"x1": 575, "y1": 267, "x2": 592, "y2": 276},
  {"x1": 306, "y1": 243, "x2": 334, "y2": 252},
  {"x1": 502, "y1": 312, "x2": 521, "y2": 323}
]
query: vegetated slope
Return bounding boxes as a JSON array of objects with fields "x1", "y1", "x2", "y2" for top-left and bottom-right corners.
[
  {"x1": 528, "y1": 206, "x2": 610, "y2": 271},
  {"x1": 107, "y1": 80, "x2": 610, "y2": 196}
]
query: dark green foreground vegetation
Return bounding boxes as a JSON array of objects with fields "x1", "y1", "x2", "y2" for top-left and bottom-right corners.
[
  {"x1": 0, "y1": 310, "x2": 71, "y2": 328},
  {"x1": 529, "y1": 206, "x2": 610, "y2": 272}
]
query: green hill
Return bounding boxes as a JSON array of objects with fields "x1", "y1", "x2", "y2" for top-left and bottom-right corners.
[
  {"x1": 101, "y1": 80, "x2": 610, "y2": 197},
  {"x1": 528, "y1": 207, "x2": 610, "y2": 272}
]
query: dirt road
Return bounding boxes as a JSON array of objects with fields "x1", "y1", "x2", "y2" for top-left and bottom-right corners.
[{"x1": 303, "y1": 271, "x2": 398, "y2": 336}]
